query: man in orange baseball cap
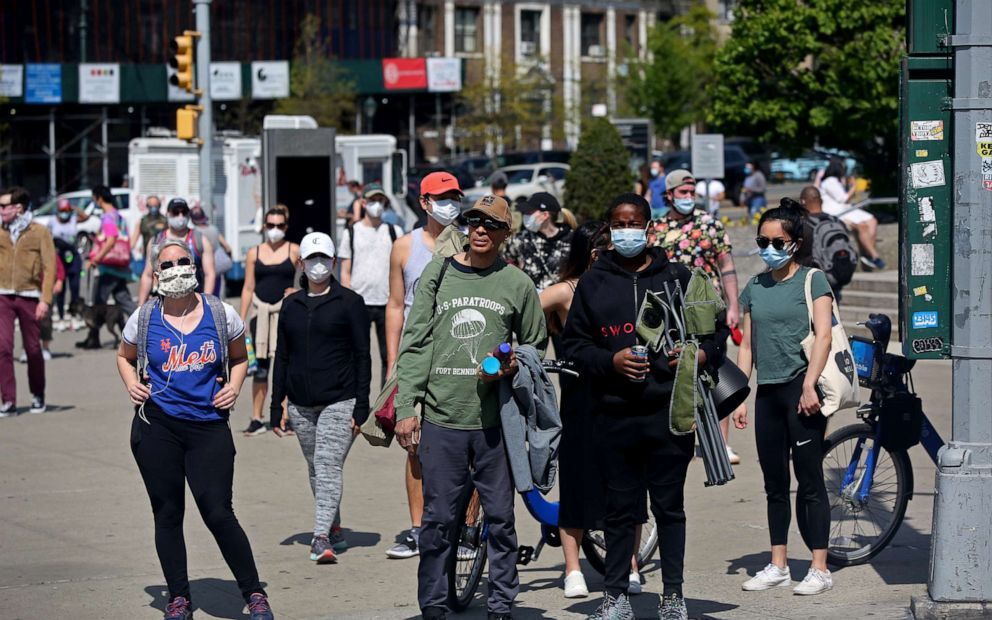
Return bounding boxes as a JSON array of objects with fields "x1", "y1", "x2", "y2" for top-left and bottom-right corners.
[{"x1": 382, "y1": 169, "x2": 466, "y2": 562}]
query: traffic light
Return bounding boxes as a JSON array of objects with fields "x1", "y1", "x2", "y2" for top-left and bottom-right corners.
[
  {"x1": 177, "y1": 105, "x2": 202, "y2": 142},
  {"x1": 169, "y1": 31, "x2": 199, "y2": 93}
]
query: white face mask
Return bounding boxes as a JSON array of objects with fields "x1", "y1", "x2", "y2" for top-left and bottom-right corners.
[
  {"x1": 365, "y1": 201, "x2": 385, "y2": 218},
  {"x1": 428, "y1": 199, "x2": 460, "y2": 226},
  {"x1": 156, "y1": 264, "x2": 198, "y2": 298},
  {"x1": 168, "y1": 215, "x2": 189, "y2": 231},
  {"x1": 523, "y1": 212, "x2": 543, "y2": 233},
  {"x1": 303, "y1": 257, "x2": 333, "y2": 283},
  {"x1": 265, "y1": 228, "x2": 285, "y2": 243}
]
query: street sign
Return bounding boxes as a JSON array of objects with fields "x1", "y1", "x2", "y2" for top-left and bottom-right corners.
[
  {"x1": 79, "y1": 63, "x2": 120, "y2": 103},
  {"x1": 692, "y1": 134, "x2": 724, "y2": 179},
  {"x1": 0, "y1": 64, "x2": 23, "y2": 97},
  {"x1": 25, "y1": 64, "x2": 61, "y2": 104},
  {"x1": 251, "y1": 61, "x2": 290, "y2": 99}
]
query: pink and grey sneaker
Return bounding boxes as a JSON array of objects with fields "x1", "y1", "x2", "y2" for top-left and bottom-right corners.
[
  {"x1": 164, "y1": 596, "x2": 193, "y2": 620},
  {"x1": 247, "y1": 593, "x2": 274, "y2": 620}
]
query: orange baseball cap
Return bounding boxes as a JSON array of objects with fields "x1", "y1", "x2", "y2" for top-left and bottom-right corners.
[{"x1": 420, "y1": 171, "x2": 463, "y2": 197}]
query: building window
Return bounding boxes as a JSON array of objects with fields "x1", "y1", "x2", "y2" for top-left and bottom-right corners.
[
  {"x1": 624, "y1": 14, "x2": 637, "y2": 48},
  {"x1": 581, "y1": 13, "x2": 604, "y2": 57},
  {"x1": 520, "y1": 9, "x2": 542, "y2": 58},
  {"x1": 419, "y1": 4, "x2": 437, "y2": 54},
  {"x1": 454, "y1": 7, "x2": 480, "y2": 54}
]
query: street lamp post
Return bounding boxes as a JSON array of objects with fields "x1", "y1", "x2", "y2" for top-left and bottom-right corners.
[{"x1": 363, "y1": 96, "x2": 377, "y2": 134}]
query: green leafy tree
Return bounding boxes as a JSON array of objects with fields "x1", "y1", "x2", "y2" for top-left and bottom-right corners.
[
  {"x1": 274, "y1": 15, "x2": 356, "y2": 130},
  {"x1": 708, "y1": 0, "x2": 904, "y2": 194},
  {"x1": 458, "y1": 58, "x2": 564, "y2": 153},
  {"x1": 626, "y1": 4, "x2": 719, "y2": 143},
  {"x1": 563, "y1": 118, "x2": 635, "y2": 221}
]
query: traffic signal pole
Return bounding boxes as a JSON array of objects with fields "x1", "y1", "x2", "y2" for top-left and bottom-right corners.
[
  {"x1": 194, "y1": 0, "x2": 213, "y2": 221},
  {"x1": 913, "y1": 0, "x2": 992, "y2": 617}
]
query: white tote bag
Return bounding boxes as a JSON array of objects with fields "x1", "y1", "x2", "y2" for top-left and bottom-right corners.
[{"x1": 800, "y1": 268, "x2": 860, "y2": 416}]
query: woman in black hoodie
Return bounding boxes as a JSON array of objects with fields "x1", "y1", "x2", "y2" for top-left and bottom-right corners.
[
  {"x1": 562, "y1": 194, "x2": 727, "y2": 620},
  {"x1": 270, "y1": 232, "x2": 372, "y2": 565}
]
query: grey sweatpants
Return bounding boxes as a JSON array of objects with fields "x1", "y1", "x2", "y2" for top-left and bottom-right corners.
[{"x1": 286, "y1": 399, "x2": 356, "y2": 535}]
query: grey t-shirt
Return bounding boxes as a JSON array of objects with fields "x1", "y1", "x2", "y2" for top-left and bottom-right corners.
[{"x1": 739, "y1": 266, "x2": 832, "y2": 385}]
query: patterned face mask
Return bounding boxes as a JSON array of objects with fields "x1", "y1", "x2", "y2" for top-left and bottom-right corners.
[{"x1": 157, "y1": 264, "x2": 198, "y2": 298}]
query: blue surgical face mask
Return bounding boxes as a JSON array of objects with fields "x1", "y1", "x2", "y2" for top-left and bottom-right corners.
[
  {"x1": 650, "y1": 167, "x2": 660, "y2": 178},
  {"x1": 611, "y1": 227, "x2": 647, "y2": 258},
  {"x1": 673, "y1": 197, "x2": 695, "y2": 215},
  {"x1": 759, "y1": 244, "x2": 795, "y2": 270},
  {"x1": 744, "y1": 166, "x2": 753, "y2": 177}
]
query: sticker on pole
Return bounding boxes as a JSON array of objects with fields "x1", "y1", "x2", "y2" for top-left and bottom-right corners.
[
  {"x1": 911, "y1": 120, "x2": 944, "y2": 141},
  {"x1": 911, "y1": 244, "x2": 935, "y2": 276},
  {"x1": 910, "y1": 161, "x2": 945, "y2": 189},
  {"x1": 983, "y1": 157, "x2": 992, "y2": 191},
  {"x1": 977, "y1": 122, "x2": 992, "y2": 141},
  {"x1": 912, "y1": 311, "x2": 938, "y2": 329}
]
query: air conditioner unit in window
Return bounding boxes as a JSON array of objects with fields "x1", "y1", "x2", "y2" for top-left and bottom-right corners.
[
  {"x1": 521, "y1": 41, "x2": 537, "y2": 55},
  {"x1": 586, "y1": 44, "x2": 604, "y2": 57}
]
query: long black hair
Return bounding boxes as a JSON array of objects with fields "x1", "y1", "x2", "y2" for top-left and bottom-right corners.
[
  {"x1": 823, "y1": 156, "x2": 847, "y2": 181},
  {"x1": 758, "y1": 197, "x2": 811, "y2": 262},
  {"x1": 558, "y1": 220, "x2": 604, "y2": 282}
]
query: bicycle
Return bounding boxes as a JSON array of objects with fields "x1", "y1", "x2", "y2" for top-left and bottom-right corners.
[
  {"x1": 447, "y1": 359, "x2": 660, "y2": 612},
  {"x1": 822, "y1": 313, "x2": 946, "y2": 567}
]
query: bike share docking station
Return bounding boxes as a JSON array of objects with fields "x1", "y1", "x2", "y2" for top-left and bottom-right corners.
[{"x1": 903, "y1": 0, "x2": 992, "y2": 617}]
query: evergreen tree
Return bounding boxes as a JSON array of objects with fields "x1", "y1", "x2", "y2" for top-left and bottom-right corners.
[{"x1": 564, "y1": 118, "x2": 635, "y2": 221}]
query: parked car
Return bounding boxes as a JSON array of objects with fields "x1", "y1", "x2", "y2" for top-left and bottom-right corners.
[
  {"x1": 493, "y1": 150, "x2": 572, "y2": 168},
  {"x1": 32, "y1": 188, "x2": 134, "y2": 253},
  {"x1": 726, "y1": 137, "x2": 772, "y2": 175},
  {"x1": 463, "y1": 163, "x2": 570, "y2": 206},
  {"x1": 660, "y1": 145, "x2": 749, "y2": 204},
  {"x1": 443, "y1": 155, "x2": 495, "y2": 188},
  {"x1": 769, "y1": 148, "x2": 860, "y2": 183}
]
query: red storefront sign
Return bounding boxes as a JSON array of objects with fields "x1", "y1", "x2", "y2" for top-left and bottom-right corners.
[{"x1": 382, "y1": 58, "x2": 427, "y2": 90}]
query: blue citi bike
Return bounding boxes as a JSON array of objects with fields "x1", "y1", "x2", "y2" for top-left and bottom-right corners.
[
  {"x1": 446, "y1": 359, "x2": 660, "y2": 612},
  {"x1": 822, "y1": 313, "x2": 946, "y2": 566}
]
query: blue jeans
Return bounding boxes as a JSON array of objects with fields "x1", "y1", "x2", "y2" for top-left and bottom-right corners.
[{"x1": 747, "y1": 194, "x2": 768, "y2": 217}]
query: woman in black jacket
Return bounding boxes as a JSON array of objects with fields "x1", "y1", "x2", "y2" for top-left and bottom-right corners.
[
  {"x1": 562, "y1": 194, "x2": 727, "y2": 620},
  {"x1": 270, "y1": 232, "x2": 372, "y2": 565}
]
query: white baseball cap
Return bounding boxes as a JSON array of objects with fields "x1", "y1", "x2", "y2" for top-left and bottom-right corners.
[{"x1": 300, "y1": 232, "x2": 336, "y2": 259}]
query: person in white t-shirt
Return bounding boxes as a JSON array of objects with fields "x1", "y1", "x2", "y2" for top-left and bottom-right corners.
[
  {"x1": 339, "y1": 183, "x2": 404, "y2": 386},
  {"x1": 818, "y1": 158, "x2": 884, "y2": 270},
  {"x1": 695, "y1": 179, "x2": 726, "y2": 216}
]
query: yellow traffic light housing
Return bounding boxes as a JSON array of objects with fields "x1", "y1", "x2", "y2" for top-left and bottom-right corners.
[
  {"x1": 169, "y1": 31, "x2": 200, "y2": 93},
  {"x1": 176, "y1": 105, "x2": 202, "y2": 142}
]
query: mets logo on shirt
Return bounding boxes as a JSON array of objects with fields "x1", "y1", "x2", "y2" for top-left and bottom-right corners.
[{"x1": 162, "y1": 340, "x2": 218, "y2": 372}]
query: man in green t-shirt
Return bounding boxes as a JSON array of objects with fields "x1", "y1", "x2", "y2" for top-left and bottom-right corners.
[{"x1": 395, "y1": 194, "x2": 547, "y2": 620}]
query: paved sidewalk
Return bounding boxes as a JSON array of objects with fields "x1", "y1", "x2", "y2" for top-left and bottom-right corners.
[{"x1": 0, "y1": 326, "x2": 947, "y2": 620}]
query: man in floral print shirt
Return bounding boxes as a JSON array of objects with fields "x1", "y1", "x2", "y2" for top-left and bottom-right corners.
[
  {"x1": 649, "y1": 168, "x2": 743, "y2": 465},
  {"x1": 649, "y1": 169, "x2": 740, "y2": 328}
]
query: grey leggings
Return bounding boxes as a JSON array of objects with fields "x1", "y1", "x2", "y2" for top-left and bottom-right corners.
[{"x1": 286, "y1": 399, "x2": 356, "y2": 535}]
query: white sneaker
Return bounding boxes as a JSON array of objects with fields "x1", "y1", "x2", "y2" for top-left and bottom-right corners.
[
  {"x1": 793, "y1": 568, "x2": 833, "y2": 595},
  {"x1": 627, "y1": 571, "x2": 642, "y2": 595},
  {"x1": 726, "y1": 445, "x2": 741, "y2": 465},
  {"x1": 563, "y1": 570, "x2": 589, "y2": 598},
  {"x1": 42, "y1": 349, "x2": 52, "y2": 362},
  {"x1": 742, "y1": 563, "x2": 792, "y2": 591},
  {"x1": 0, "y1": 401, "x2": 16, "y2": 417},
  {"x1": 71, "y1": 317, "x2": 85, "y2": 331},
  {"x1": 17, "y1": 352, "x2": 27, "y2": 364}
]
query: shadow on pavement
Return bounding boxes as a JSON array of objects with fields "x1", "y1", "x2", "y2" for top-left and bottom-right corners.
[
  {"x1": 834, "y1": 515, "x2": 931, "y2": 586},
  {"x1": 279, "y1": 528, "x2": 382, "y2": 551},
  {"x1": 144, "y1": 578, "x2": 269, "y2": 619}
]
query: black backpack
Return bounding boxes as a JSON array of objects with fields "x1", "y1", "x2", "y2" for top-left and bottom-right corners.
[{"x1": 809, "y1": 213, "x2": 858, "y2": 288}]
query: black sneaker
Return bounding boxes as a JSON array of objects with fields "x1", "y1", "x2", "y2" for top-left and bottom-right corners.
[
  {"x1": 164, "y1": 596, "x2": 193, "y2": 619},
  {"x1": 243, "y1": 419, "x2": 268, "y2": 436},
  {"x1": 422, "y1": 606, "x2": 447, "y2": 620},
  {"x1": 0, "y1": 401, "x2": 16, "y2": 418},
  {"x1": 658, "y1": 592, "x2": 688, "y2": 620},
  {"x1": 29, "y1": 395, "x2": 46, "y2": 415},
  {"x1": 488, "y1": 614, "x2": 513, "y2": 620},
  {"x1": 386, "y1": 528, "x2": 419, "y2": 559}
]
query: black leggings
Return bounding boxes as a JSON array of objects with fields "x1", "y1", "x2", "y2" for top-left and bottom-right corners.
[
  {"x1": 366, "y1": 305, "x2": 387, "y2": 388},
  {"x1": 130, "y1": 405, "x2": 265, "y2": 603},
  {"x1": 754, "y1": 374, "x2": 830, "y2": 550},
  {"x1": 597, "y1": 410, "x2": 693, "y2": 598}
]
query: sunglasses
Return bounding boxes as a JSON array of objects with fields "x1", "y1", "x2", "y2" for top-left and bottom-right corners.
[
  {"x1": 159, "y1": 257, "x2": 193, "y2": 270},
  {"x1": 265, "y1": 222, "x2": 288, "y2": 230},
  {"x1": 755, "y1": 236, "x2": 794, "y2": 251},
  {"x1": 465, "y1": 216, "x2": 509, "y2": 231}
]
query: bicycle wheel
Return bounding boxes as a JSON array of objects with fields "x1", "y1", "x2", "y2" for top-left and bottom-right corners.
[
  {"x1": 581, "y1": 514, "x2": 659, "y2": 576},
  {"x1": 822, "y1": 423, "x2": 912, "y2": 567},
  {"x1": 446, "y1": 487, "x2": 488, "y2": 612}
]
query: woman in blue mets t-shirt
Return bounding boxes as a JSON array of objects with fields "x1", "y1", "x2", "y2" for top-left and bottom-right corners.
[{"x1": 115, "y1": 239, "x2": 275, "y2": 619}]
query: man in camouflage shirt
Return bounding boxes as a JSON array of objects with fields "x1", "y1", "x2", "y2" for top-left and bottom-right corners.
[{"x1": 501, "y1": 192, "x2": 572, "y2": 292}]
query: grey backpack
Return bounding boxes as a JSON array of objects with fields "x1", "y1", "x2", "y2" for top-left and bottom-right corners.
[
  {"x1": 135, "y1": 294, "x2": 230, "y2": 383},
  {"x1": 809, "y1": 214, "x2": 858, "y2": 288}
]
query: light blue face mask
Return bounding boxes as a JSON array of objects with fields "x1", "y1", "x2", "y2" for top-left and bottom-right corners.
[
  {"x1": 759, "y1": 244, "x2": 795, "y2": 269},
  {"x1": 611, "y1": 227, "x2": 648, "y2": 258},
  {"x1": 673, "y1": 197, "x2": 696, "y2": 215}
]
